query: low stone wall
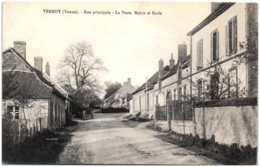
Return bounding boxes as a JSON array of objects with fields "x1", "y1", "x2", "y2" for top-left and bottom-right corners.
[
  {"x1": 195, "y1": 105, "x2": 257, "y2": 147},
  {"x1": 165, "y1": 98, "x2": 258, "y2": 147},
  {"x1": 170, "y1": 120, "x2": 195, "y2": 135}
]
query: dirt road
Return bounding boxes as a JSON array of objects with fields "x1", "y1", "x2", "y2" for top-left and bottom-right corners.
[{"x1": 57, "y1": 113, "x2": 219, "y2": 164}]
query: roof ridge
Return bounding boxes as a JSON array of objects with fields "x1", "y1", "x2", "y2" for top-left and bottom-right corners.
[
  {"x1": 187, "y1": 3, "x2": 235, "y2": 36},
  {"x1": 5, "y1": 47, "x2": 69, "y2": 99}
]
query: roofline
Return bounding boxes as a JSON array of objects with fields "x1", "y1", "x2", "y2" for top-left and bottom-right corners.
[
  {"x1": 4, "y1": 47, "x2": 69, "y2": 100},
  {"x1": 132, "y1": 83, "x2": 145, "y2": 95},
  {"x1": 187, "y1": 3, "x2": 235, "y2": 36}
]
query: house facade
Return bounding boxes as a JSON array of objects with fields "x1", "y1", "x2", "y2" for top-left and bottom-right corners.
[
  {"x1": 188, "y1": 3, "x2": 258, "y2": 100},
  {"x1": 130, "y1": 3, "x2": 257, "y2": 147},
  {"x1": 103, "y1": 78, "x2": 136, "y2": 109},
  {"x1": 131, "y1": 44, "x2": 190, "y2": 119},
  {"x1": 2, "y1": 41, "x2": 70, "y2": 138}
]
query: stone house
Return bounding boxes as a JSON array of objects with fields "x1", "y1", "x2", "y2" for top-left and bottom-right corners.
[
  {"x1": 188, "y1": 3, "x2": 258, "y2": 100},
  {"x1": 184, "y1": 2, "x2": 258, "y2": 147},
  {"x1": 130, "y1": 3, "x2": 257, "y2": 147},
  {"x1": 103, "y1": 78, "x2": 136, "y2": 109},
  {"x1": 130, "y1": 44, "x2": 190, "y2": 119},
  {"x1": 2, "y1": 41, "x2": 70, "y2": 136}
]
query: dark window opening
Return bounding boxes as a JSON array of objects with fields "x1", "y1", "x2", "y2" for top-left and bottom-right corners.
[
  {"x1": 210, "y1": 73, "x2": 219, "y2": 100},
  {"x1": 198, "y1": 80, "x2": 203, "y2": 98},
  {"x1": 211, "y1": 30, "x2": 219, "y2": 62}
]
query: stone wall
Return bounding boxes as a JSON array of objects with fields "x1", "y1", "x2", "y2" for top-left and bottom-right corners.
[
  {"x1": 3, "y1": 50, "x2": 31, "y2": 72},
  {"x1": 246, "y1": 3, "x2": 258, "y2": 97},
  {"x1": 170, "y1": 120, "x2": 195, "y2": 135},
  {"x1": 194, "y1": 105, "x2": 257, "y2": 147},
  {"x1": 50, "y1": 95, "x2": 66, "y2": 129}
]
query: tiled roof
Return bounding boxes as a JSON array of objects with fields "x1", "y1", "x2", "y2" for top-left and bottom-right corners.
[
  {"x1": 132, "y1": 66, "x2": 169, "y2": 95},
  {"x1": 115, "y1": 83, "x2": 136, "y2": 98},
  {"x1": 42, "y1": 73, "x2": 69, "y2": 99},
  {"x1": 104, "y1": 82, "x2": 136, "y2": 103},
  {"x1": 3, "y1": 71, "x2": 52, "y2": 99},
  {"x1": 161, "y1": 55, "x2": 190, "y2": 80},
  {"x1": 187, "y1": 3, "x2": 234, "y2": 36},
  {"x1": 181, "y1": 55, "x2": 191, "y2": 69},
  {"x1": 3, "y1": 47, "x2": 68, "y2": 99},
  {"x1": 161, "y1": 64, "x2": 178, "y2": 80}
]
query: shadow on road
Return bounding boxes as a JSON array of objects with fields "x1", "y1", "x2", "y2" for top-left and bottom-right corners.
[{"x1": 2, "y1": 128, "x2": 73, "y2": 164}]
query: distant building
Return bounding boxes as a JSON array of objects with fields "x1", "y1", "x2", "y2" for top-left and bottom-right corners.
[
  {"x1": 2, "y1": 41, "x2": 70, "y2": 137},
  {"x1": 103, "y1": 78, "x2": 136, "y2": 109}
]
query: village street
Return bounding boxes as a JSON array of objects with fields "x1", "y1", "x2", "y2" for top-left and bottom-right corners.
[{"x1": 57, "y1": 113, "x2": 219, "y2": 165}]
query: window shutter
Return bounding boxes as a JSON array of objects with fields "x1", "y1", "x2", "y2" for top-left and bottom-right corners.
[
  {"x1": 225, "y1": 25, "x2": 229, "y2": 56},
  {"x1": 210, "y1": 32, "x2": 213, "y2": 62},
  {"x1": 201, "y1": 40, "x2": 203, "y2": 67},
  {"x1": 233, "y1": 16, "x2": 237, "y2": 53},
  {"x1": 216, "y1": 30, "x2": 219, "y2": 61},
  {"x1": 197, "y1": 39, "x2": 203, "y2": 68},
  {"x1": 197, "y1": 41, "x2": 199, "y2": 67}
]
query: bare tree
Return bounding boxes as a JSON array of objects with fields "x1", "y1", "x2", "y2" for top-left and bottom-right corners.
[{"x1": 56, "y1": 41, "x2": 106, "y2": 95}]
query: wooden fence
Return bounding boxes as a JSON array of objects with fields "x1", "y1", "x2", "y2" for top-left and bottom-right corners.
[{"x1": 2, "y1": 117, "x2": 45, "y2": 146}]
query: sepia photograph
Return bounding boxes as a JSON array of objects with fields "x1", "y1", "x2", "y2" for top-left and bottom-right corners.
[{"x1": 2, "y1": 1, "x2": 258, "y2": 165}]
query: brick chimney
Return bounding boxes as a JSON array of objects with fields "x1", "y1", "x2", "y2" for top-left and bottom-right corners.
[
  {"x1": 158, "y1": 59, "x2": 164, "y2": 78},
  {"x1": 45, "y1": 62, "x2": 50, "y2": 76},
  {"x1": 169, "y1": 53, "x2": 175, "y2": 68},
  {"x1": 34, "y1": 57, "x2": 43, "y2": 72},
  {"x1": 123, "y1": 78, "x2": 131, "y2": 85},
  {"x1": 13, "y1": 41, "x2": 26, "y2": 59},
  {"x1": 211, "y1": 3, "x2": 222, "y2": 13},
  {"x1": 178, "y1": 44, "x2": 187, "y2": 62}
]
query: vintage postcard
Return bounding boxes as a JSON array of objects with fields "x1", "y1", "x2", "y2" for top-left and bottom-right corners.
[{"x1": 2, "y1": 1, "x2": 258, "y2": 165}]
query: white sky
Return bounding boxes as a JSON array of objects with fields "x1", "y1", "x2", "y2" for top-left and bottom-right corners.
[{"x1": 3, "y1": 2, "x2": 211, "y2": 93}]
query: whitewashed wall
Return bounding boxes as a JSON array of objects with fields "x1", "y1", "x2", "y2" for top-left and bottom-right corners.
[
  {"x1": 2, "y1": 99, "x2": 49, "y2": 131},
  {"x1": 195, "y1": 105, "x2": 257, "y2": 147},
  {"x1": 191, "y1": 3, "x2": 246, "y2": 71},
  {"x1": 190, "y1": 3, "x2": 248, "y2": 97}
]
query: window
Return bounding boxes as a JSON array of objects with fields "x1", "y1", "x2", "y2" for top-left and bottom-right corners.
[
  {"x1": 155, "y1": 95, "x2": 158, "y2": 105},
  {"x1": 6, "y1": 105, "x2": 20, "y2": 120},
  {"x1": 139, "y1": 96, "x2": 142, "y2": 110},
  {"x1": 15, "y1": 106, "x2": 19, "y2": 119},
  {"x1": 183, "y1": 85, "x2": 187, "y2": 99},
  {"x1": 147, "y1": 93, "x2": 149, "y2": 110},
  {"x1": 133, "y1": 99, "x2": 135, "y2": 110},
  {"x1": 173, "y1": 89, "x2": 176, "y2": 100},
  {"x1": 197, "y1": 39, "x2": 203, "y2": 70},
  {"x1": 211, "y1": 30, "x2": 219, "y2": 63},
  {"x1": 226, "y1": 16, "x2": 237, "y2": 55},
  {"x1": 197, "y1": 80, "x2": 203, "y2": 98},
  {"x1": 228, "y1": 67, "x2": 238, "y2": 98},
  {"x1": 210, "y1": 73, "x2": 219, "y2": 99},
  {"x1": 178, "y1": 87, "x2": 182, "y2": 100}
]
